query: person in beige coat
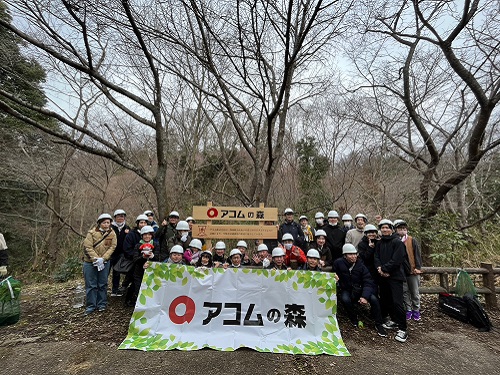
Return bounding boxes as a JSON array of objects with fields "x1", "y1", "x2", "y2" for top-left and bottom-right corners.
[{"x1": 83, "y1": 214, "x2": 117, "y2": 315}]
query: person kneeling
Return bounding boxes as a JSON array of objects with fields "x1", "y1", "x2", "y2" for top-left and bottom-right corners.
[{"x1": 333, "y1": 244, "x2": 387, "y2": 337}]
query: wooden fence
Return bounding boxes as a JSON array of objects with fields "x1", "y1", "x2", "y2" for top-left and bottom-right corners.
[{"x1": 420, "y1": 262, "x2": 499, "y2": 309}]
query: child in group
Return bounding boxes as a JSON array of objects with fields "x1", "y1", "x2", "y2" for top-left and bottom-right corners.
[
  {"x1": 196, "y1": 250, "x2": 214, "y2": 268},
  {"x1": 301, "y1": 249, "x2": 322, "y2": 271},
  {"x1": 165, "y1": 245, "x2": 186, "y2": 265},
  {"x1": 184, "y1": 239, "x2": 203, "y2": 265},
  {"x1": 212, "y1": 241, "x2": 226, "y2": 267}
]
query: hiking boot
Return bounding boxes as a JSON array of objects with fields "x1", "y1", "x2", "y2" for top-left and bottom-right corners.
[
  {"x1": 111, "y1": 291, "x2": 118, "y2": 297},
  {"x1": 111, "y1": 289, "x2": 123, "y2": 297},
  {"x1": 412, "y1": 310, "x2": 421, "y2": 321},
  {"x1": 406, "y1": 311, "x2": 413, "y2": 320},
  {"x1": 382, "y1": 320, "x2": 398, "y2": 330},
  {"x1": 395, "y1": 330, "x2": 408, "y2": 343},
  {"x1": 375, "y1": 324, "x2": 388, "y2": 337}
]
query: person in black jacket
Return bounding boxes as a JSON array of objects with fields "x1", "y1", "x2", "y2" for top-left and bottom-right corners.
[
  {"x1": 277, "y1": 208, "x2": 305, "y2": 248},
  {"x1": 374, "y1": 219, "x2": 408, "y2": 343},
  {"x1": 323, "y1": 210, "x2": 346, "y2": 262},
  {"x1": 110, "y1": 209, "x2": 131, "y2": 296},
  {"x1": 334, "y1": 244, "x2": 387, "y2": 337},
  {"x1": 357, "y1": 224, "x2": 380, "y2": 283}
]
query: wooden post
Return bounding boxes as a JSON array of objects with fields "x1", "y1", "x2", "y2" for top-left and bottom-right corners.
[
  {"x1": 439, "y1": 273, "x2": 449, "y2": 292},
  {"x1": 206, "y1": 201, "x2": 212, "y2": 250},
  {"x1": 481, "y1": 262, "x2": 497, "y2": 309}
]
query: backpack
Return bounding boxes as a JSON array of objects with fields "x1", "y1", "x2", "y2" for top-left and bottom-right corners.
[
  {"x1": 438, "y1": 292, "x2": 469, "y2": 323},
  {"x1": 463, "y1": 293, "x2": 492, "y2": 332}
]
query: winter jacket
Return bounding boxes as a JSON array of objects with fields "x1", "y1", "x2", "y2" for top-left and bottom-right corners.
[
  {"x1": 111, "y1": 222, "x2": 131, "y2": 259},
  {"x1": 284, "y1": 245, "x2": 307, "y2": 267},
  {"x1": 333, "y1": 257, "x2": 377, "y2": 299},
  {"x1": 123, "y1": 229, "x2": 142, "y2": 259},
  {"x1": 323, "y1": 224, "x2": 346, "y2": 261},
  {"x1": 309, "y1": 243, "x2": 333, "y2": 266},
  {"x1": 83, "y1": 227, "x2": 117, "y2": 262},
  {"x1": 374, "y1": 233, "x2": 406, "y2": 281},
  {"x1": 278, "y1": 220, "x2": 305, "y2": 247},
  {"x1": 345, "y1": 228, "x2": 364, "y2": 249},
  {"x1": 357, "y1": 236, "x2": 379, "y2": 281}
]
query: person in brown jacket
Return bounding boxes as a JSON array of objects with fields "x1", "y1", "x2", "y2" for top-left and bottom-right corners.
[{"x1": 83, "y1": 213, "x2": 117, "y2": 315}]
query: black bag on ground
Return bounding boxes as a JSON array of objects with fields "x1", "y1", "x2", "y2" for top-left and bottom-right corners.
[
  {"x1": 113, "y1": 255, "x2": 134, "y2": 273},
  {"x1": 438, "y1": 292, "x2": 469, "y2": 323},
  {"x1": 463, "y1": 293, "x2": 492, "y2": 332}
]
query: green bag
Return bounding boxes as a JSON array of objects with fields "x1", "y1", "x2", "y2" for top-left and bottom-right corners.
[
  {"x1": 455, "y1": 270, "x2": 477, "y2": 298},
  {"x1": 0, "y1": 276, "x2": 22, "y2": 326}
]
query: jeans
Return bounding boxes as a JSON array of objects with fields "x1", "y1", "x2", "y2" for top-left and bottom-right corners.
[
  {"x1": 83, "y1": 261, "x2": 111, "y2": 313},
  {"x1": 340, "y1": 290, "x2": 384, "y2": 325}
]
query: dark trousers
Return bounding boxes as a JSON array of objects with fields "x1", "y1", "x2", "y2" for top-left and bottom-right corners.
[
  {"x1": 378, "y1": 278, "x2": 407, "y2": 331},
  {"x1": 340, "y1": 290, "x2": 384, "y2": 325}
]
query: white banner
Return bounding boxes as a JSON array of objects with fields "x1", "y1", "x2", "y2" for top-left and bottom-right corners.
[{"x1": 119, "y1": 263, "x2": 349, "y2": 356}]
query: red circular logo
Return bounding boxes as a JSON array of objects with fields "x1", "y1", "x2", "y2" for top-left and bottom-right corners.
[
  {"x1": 207, "y1": 208, "x2": 218, "y2": 218},
  {"x1": 169, "y1": 296, "x2": 196, "y2": 324}
]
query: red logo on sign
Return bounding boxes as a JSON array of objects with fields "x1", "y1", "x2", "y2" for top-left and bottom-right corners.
[
  {"x1": 207, "y1": 207, "x2": 218, "y2": 218},
  {"x1": 169, "y1": 296, "x2": 196, "y2": 324}
]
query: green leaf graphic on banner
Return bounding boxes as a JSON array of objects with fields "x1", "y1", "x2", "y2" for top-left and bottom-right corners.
[{"x1": 139, "y1": 294, "x2": 146, "y2": 305}]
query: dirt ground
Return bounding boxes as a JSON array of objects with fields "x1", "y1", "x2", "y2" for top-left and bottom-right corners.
[{"x1": 1, "y1": 280, "x2": 499, "y2": 375}]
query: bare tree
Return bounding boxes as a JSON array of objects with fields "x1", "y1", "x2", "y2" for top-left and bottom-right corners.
[{"x1": 344, "y1": 0, "x2": 500, "y2": 229}]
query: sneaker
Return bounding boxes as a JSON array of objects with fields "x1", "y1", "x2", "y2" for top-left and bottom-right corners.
[
  {"x1": 406, "y1": 311, "x2": 412, "y2": 320},
  {"x1": 98, "y1": 307, "x2": 106, "y2": 312},
  {"x1": 382, "y1": 320, "x2": 398, "y2": 330},
  {"x1": 395, "y1": 330, "x2": 408, "y2": 343},
  {"x1": 110, "y1": 292, "x2": 118, "y2": 297},
  {"x1": 111, "y1": 290, "x2": 123, "y2": 297},
  {"x1": 84, "y1": 309, "x2": 94, "y2": 316},
  {"x1": 412, "y1": 310, "x2": 421, "y2": 321},
  {"x1": 375, "y1": 324, "x2": 388, "y2": 337}
]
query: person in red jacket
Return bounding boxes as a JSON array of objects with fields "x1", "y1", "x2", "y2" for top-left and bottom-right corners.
[{"x1": 281, "y1": 233, "x2": 306, "y2": 269}]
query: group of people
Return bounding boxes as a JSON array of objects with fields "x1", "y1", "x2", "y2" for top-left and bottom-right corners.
[{"x1": 82, "y1": 207, "x2": 423, "y2": 344}]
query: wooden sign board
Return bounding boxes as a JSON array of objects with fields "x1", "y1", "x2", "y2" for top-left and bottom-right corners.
[
  {"x1": 192, "y1": 224, "x2": 277, "y2": 239},
  {"x1": 192, "y1": 206, "x2": 278, "y2": 222}
]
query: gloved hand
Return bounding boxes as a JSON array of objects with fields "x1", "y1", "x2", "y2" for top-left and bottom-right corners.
[
  {"x1": 180, "y1": 234, "x2": 188, "y2": 242},
  {"x1": 262, "y1": 258, "x2": 270, "y2": 268},
  {"x1": 0, "y1": 266, "x2": 7, "y2": 277},
  {"x1": 93, "y1": 258, "x2": 105, "y2": 271}
]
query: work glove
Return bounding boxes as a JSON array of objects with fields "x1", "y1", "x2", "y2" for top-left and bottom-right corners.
[
  {"x1": 262, "y1": 258, "x2": 270, "y2": 268},
  {"x1": 0, "y1": 266, "x2": 7, "y2": 277},
  {"x1": 93, "y1": 258, "x2": 105, "y2": 271},
  {"x1": 180, "y1": 234, "x2": 188, "y2": 242}
]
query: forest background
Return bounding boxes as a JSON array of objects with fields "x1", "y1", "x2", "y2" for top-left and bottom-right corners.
[{"x1": 0, "y1": 0, "x2": 499, "y2": 281}]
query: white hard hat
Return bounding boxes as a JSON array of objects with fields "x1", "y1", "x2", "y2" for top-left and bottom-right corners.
[
  {"x1": 342, "y1": 214, "x2": 353, "y2": 221},
  {"x1": 394, "y1": 219, "x2": 408, "y2": 228},
  {"x1": 97, "y1": 213, "x2": 113, "y2": 223},
  {"x1": 113, "y1": 209, "x2": 126, "y2": 217},
  {"x1": 176, "y1": 220, "x2": 190, "y2": 231},
  {"x1": 189, "y1": 239, "x2": 202, "y2": 250},
  {"x1": 328, "y1": 210, "x2": 339, "y2": 218},
  {"x1": 282, "y1": 233, "x2": 294, "y2": 242},
  {"x1": 272, "y1": 247, "x2": 286, "y2": 257},
  {"x1": 299, "y1": 215, "x2": 308, "y2": 221},
  {"x1": 170, "y1": 245, "x2": 184, "y2": 254},
  {"x1": 315, "y1": 229, "x2": 327, "y2": 237},
  {"x1": 236, "y1": 240, "x2": 247, "y2": 248},
  {"x1": 364, "y1": 224, "x2": 378, "y2": 233},
  {"x1": 378, "y1": 219, "x2": 394, "y2": 228},
  {"x1": 342, "y1": 244, "x2": 357, "y2": 254},
  {"x1": 284, "y1": 208, "x2": 294, "y2": 215},
  {"x1": 136, "y1": 214, "x2": 149, "y2": 222},
  {"x1": 306, "y1": 249, "x2": 320, "y2": 259},
  {"x1": 257, "y1": 244, "x2": 268, "y2": 252},
  {"x1": 186, "y1": 216, "x2": 195, "y2": 222},
  {"x1": 168, "y1": 211, "x2": 180, "y2": 218},
  {"x1": 144, "y1": 210, "x2": 154, "y2": 216},
  {"x1": 355, "y1": 213, "x2": 368, "y2": 222},
  {"x1": 201, "y1": 250, "x2": 212, "y2": 257},
  {"x1": 229, "y1": 249, "x2": 242, "y2": 257},
  {"x1": 140, "y1": 225, "x2": 155, "y2": 235},
  {"x1": 314, "y1": 212, "x2": 324, "y2": 219},
  {"x1": 214, "y1": 241, "x2": 226, "y2": 250}
]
